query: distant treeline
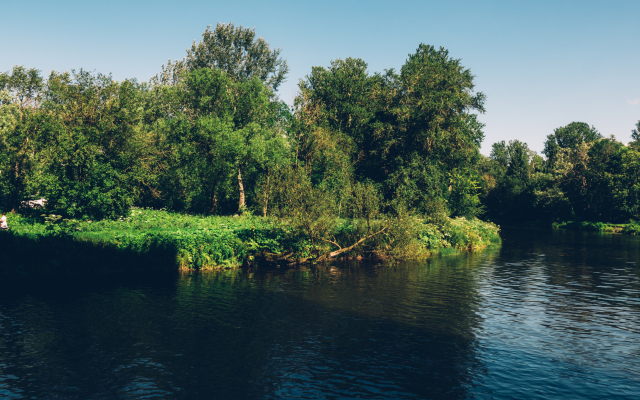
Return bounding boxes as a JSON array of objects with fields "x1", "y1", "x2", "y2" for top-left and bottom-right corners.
[
  {"x1": 1, "y1": 23, "x2": 638, "y2": 223},
  {"x1": 481, "y1": 122, "x2": 640, "y2": 223}
]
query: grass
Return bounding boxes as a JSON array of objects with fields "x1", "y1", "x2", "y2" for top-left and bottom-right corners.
[{"x1": 0, "y1": 208, "x2": 501, "y2": 277}]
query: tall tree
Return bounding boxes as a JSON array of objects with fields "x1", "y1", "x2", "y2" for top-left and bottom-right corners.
[
  {"x1": 152, "y1": 23, "x2": 289, "y2": 91},
  {"x1": 482, "y1": 140, "x2": 538, "y2": 221},
  {"x1": 162, "y1": 68, "x2": 289, "y2": 214},
  {"x1": 0, "y1": 67, "x2": 45, "y2": 210},
  {"x1": 542, "y1": 122, "x2": 601, "y2": 164},
  {"x1": 295, "y1": 45, "x2": 486, "y2": 218},
  {"x1": 631, "y1": 120, "x2": 640, "y2": 149},
  {"x1": 35, "y1": 70, "x2": 152, "y2": 219},
  {"x1": 0, "y1": 65, "x2": 44, "y2": 109},
  {"x1": 294, "y1": 58, "x2": 392, "y2": 213},
  {"x1": 151, "y1": 23, "x2": 289, "y2": 211},
  {"x1": 390, "y1": 44, "x2": 486, "y2": 217}
]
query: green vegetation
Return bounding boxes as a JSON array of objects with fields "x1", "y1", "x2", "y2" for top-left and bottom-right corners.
[
  {"x1": 3, "y1": 21, "x2": 638, "y2": 275},
  {"x1": 553, "y1": 220, "x2": 640, "y2": 235},
  {"x1": 0, "y1": 209, "x2": 500, "y2": 276},
  {"x1": 0, "y1": 22, "x2": 503, "y2": 275},
  {"x1": 481, "y1": 122, "x2": 640, "y2": 223},
  {"x1": 1, "y1": 23, "x2": 487, "y2": 220},
  {"x1": 1, "y1": 23, "x2": 638, "y2": 236}
]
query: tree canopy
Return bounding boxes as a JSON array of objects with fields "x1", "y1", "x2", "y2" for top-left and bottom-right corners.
[
  {"x1": 295, "y1": 45, "x2": 486, "y2": 218},
  {"x1": 152, "y1": 23, "x2": 288, "y2": 91}
]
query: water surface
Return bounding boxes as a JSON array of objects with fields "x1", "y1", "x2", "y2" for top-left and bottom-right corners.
[{"x1": 1, "y1": 228, "x2": 639, "y2": 399}]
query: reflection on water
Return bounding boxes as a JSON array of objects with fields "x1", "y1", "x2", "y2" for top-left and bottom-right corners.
[{"x1": 1, "y1": 228, "x2": 639, "y2": 399}]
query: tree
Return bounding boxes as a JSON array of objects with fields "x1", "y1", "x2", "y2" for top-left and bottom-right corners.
[
  {"x1": 296, "y1": 58, "x2": 394, "y2": 180},
  {"x1": 488, "y1": 141, "x2": 509, "y2": 179},
  {"x1": 631, "y1": 120, "x2": 640, "y2": 149},
  {"x1": 542, "y1": 122, "x2": 601, "y2": 164},
  {"x1": 0, "y1": 67, "x2": 45, "y2": 210},
  {"x1": 151, "y1": 23, "x2": 290, "y2": 212},
  {"x1": 35, "y1": 70, "x2": 152, "y2": 219},
  {"x1": 0, "y1": 90, "x2": 18, "y2": 136},
  {"x1": 152, "y1": 23, "x2": 289, "y2": 91},
  {"x1": 582, "y1": 137, "x2": 626, "y2": 220},
  {"x1": 610, "y1": 145, "x2": 640, "y2": 219},
  {"x1": 161, "y1": 68, "x2": 290, "y2": 214},
  {"x1": 390, "y1": 44, "x2": 486, "y2": 217},
  {"x1": 0, "y1": 65, "x2": 44, "y2": 109},
  {"x1": 482, "y1": 140, "x2": 538, "y2": 221},
  {"x1": 294, "y1": 45, "x2": 486, "y2": 218},
  {"x1": 294, "y1": 58, "x2": 387, "y2": 213}
]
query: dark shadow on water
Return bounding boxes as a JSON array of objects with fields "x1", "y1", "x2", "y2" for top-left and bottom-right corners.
[
  {"x1": 0, "y1": 232, "x2": 179, "y2": 278},
  {"x1": 0, "y1": 252, "x2": 498, "y2": 399}
]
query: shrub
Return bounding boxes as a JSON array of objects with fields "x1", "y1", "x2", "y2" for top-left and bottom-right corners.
[{"x1": 622, "y1": 222, "x2": 640, "y2": 235}]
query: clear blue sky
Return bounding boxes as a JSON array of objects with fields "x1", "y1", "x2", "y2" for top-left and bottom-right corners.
[{"x1": 2, "y1": 0, "x2": 638, "y2": 154}]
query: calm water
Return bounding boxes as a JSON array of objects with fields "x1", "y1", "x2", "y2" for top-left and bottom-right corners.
[{"x1": 1, "y1": 228, "x2": 639, "y2": 399}]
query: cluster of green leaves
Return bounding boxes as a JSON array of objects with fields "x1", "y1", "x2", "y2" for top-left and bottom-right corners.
[
  {"x1": 622, "y1": 222, "x2": 640, "y2": 235},
  {"x1": 480, "y1": 121, "x2": 640, "y2": 224},
  {"x1": 42, "y1": 213, "x2": 80, "y2": 236}
]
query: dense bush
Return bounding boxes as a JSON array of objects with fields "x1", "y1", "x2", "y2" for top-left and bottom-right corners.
[
  {"x1": 552, "y1": 220, "x2": 640, "y2": 235},
  {"x1": 622, "y1": 222, "x2": 640, "y2": 235}
]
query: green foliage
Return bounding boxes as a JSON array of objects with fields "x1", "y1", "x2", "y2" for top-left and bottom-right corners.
[
  {"x1": 553, "y1": 220, "x2": 640, "y2": 236},
  {"x1": 3, "y1": 207, "x2": 501, "y2": 275},
  {"x1": 158, "y1": 67, "x2": 285, "y2": 214},
  {"x1": 631, "y1": 121, "x2": 640, "y2": 149},
  {"x1": 42, "y1": 213, "x2": 80, "y2": 236},
  {"x1": 481, "y1": 140, "x2": 537, "y2": 221},
  {"x1": 2, "y1": 29, "x2": 505, "y2": 273},
  {"x1": 36, "y1": 70, "x2": 152, "y2": 219},
  {"x1": 152, "y1": 23, "x2": 288, "y2": 91},
  {"x1": 543, "y1": 122, "x2": 602, "y2": 164},
  {"x1": 571, "y1": 221, "x2": 606, "y2": 231},
  {"x1": 0, "y1": 67, "x2": 46, "y2": 210},
  {"x1": 8, "y1": 209, "x2": 285, "y2": 270},
  {"x1": 622, "y1": 222, "x2": 640, "y2": 235},
  {"x1": 443, "y1": 217, "x2": 501, "y2": 250},
  {"x1": 295, "y1": 45, "x2": 486, "y2": 218},
  {"x1": 483, "y1": 120, "x2": 640, "y2": 223},
  {"x1": 0, "y1": 65, "x2": 44, "y2": 108}
]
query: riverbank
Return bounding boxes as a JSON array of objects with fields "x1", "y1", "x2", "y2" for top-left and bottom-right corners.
[
  {"x1": 0, "y1": 209, "x2": 500, "y2": 277},
  {"x1": 553, "y1": 220, "x2": 640, "y2": 235}
]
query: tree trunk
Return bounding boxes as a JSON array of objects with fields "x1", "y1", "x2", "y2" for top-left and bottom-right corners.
[
  {"x1": 238, "y1": 169, "x2": 245, "y2": 211},
  {"x1": 262, "y1": 174, "x2": 269, "y2": 217},
  {"x1": 210, "y1": 191, "x2": 217, "y2": 214}
]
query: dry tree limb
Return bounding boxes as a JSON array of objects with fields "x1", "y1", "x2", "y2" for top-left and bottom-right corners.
[{"x1": 316, "y1": 226, "x2": 387, "y2": 262}]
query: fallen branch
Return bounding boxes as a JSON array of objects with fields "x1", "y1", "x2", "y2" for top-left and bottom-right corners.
[
  {"x1": 262, "y1": 251, "x2": 295, "y2": 261},
  {"x1": 319, "y1": 235, "x2": 341, "y2": 250},
  {"x1": 316, "y1": 226, "x2": 387, "y2": 262}
]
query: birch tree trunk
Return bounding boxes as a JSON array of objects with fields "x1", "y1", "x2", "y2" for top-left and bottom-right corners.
[
  {"x1": 238, "y1": 169, "x2": 245, "y2": 211},
  {"x1": 262, "y1": 174, "x2": 269, "y2": 217}
]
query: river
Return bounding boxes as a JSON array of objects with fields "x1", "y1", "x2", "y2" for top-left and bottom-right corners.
[{"x1": 1, "y1": 227, "x2": 639, "y2": 399}]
